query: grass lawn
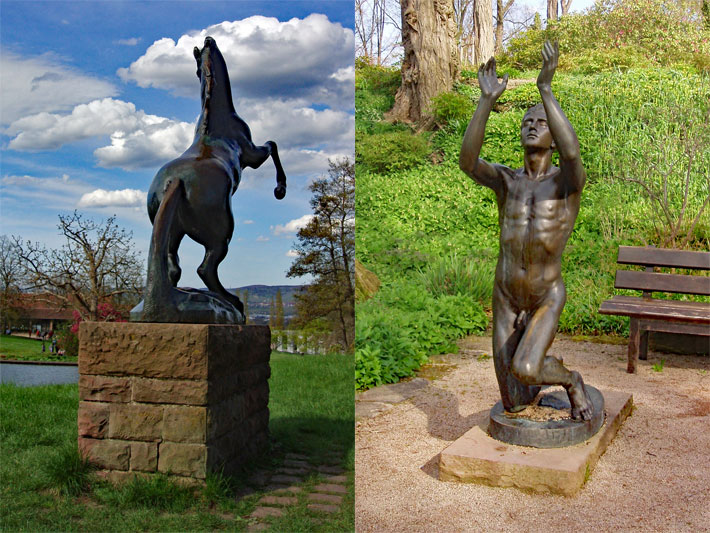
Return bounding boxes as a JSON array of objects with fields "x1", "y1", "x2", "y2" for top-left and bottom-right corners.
[
  {"x1": 0, "y1": 334, "x2": 76, "y2": 362},
  {"x1": 0, "y1": 351, "x2": 354, "y2": 532}
]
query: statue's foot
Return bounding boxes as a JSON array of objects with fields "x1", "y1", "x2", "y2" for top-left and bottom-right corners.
[{"x1": 567, "y1": 371, "x2": 593, "y2": 421}]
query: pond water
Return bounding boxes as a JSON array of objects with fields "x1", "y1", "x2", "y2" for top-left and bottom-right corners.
[{"x1": 0, "y1": 361, "x2": 78, "y2": 386}]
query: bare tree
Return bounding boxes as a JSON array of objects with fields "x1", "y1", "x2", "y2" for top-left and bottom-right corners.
[
  {"x1": 0, "y1": 235, "x2": 24, "y2": 330},
  {"x1": 14, "y1": 212, "x2": 144, "y2": 321},
  {"x1": 547, "y1": 0, "x2": 558, "y2": 22},
  {"x1": 560, "y1": 0, "x2": 573, "y2": 16},
  {"x1": 356, "y1": 0, "x2": 401, "y2": 65},
  {"x1": 389, "y1": 0, "x2": 459, "y2": 126},
  {"x1": 453, "y1": 0, "x2": 474, "y2": 66},
  {"x1": 495, "y1": 0, "x2": 516, "y2": 53}
]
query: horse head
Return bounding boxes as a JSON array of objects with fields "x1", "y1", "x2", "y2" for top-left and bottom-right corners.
[{"x1": 193, "y1": 36, "x2": 235, "y2": 115}]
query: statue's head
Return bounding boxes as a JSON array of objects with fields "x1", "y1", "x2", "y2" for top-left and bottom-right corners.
[
  {"x1": 521, "y1": 104, "x2": 556, "y2": 151},
  {"x1": 193, "y1": 36, "x2": 232, "y2": 106}
]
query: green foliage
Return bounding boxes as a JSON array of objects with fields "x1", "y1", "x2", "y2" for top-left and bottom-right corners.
[
  {"x1": 652, "y1": 359, "x2": 666, "y2": 372},
  {"x1": 56, "y1": 323, "x2": 79, "y2": 358},
  {"x1": 356, "y1": 130, "x2": 431, "y2": 174},
  {"x1": 419, "y1": 251, "x2": 495, "y2": 303},
  {"x1": 355, "y1": 281, "x2": 487, "y2": 389},
  {"x1": 355, "y1": 59, "x2": 400, "y2": 134},
  {"x1": 430, "y1": 91, "x2": 475, "y2": 126},
  {"x1": 502, "y1": 0, "x2": 710, "y2": 73}
]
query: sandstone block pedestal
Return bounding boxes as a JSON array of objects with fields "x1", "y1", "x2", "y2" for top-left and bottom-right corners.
[
  {"x1": 439, "y1": 390, "x2": 633, "y2": 496},
  {"x1": 77, "y1": 322, "x2": 270, "y2": 482}
]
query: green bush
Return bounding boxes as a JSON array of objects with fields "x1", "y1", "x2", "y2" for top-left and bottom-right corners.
[
  {"x1": 429, "y1": 91, "x2": 475, "y2": 126},
  {"x1": 355, "y1": 130, "x2": 431, "y2": 174},
  {"x1": 502, "y1": 0, "x2": 710, "y2": 73},
  {"x1": 419, "y1": 251, "x2": 495, "y2": 304},
  {"x1": 355, "y1": 281, "x2": 488, "y2": 389}
]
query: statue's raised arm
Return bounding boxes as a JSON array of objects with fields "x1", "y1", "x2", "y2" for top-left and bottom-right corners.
[
  {"x1": 536, "y1": 41, "x2": 585, "y2": 191},
  {"x1": 459, "y1": 58, "x2": 509, "y2": 193}
]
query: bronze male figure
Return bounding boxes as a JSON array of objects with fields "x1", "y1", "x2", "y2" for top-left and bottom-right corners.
[{"x1": 459, "y1": 42, "x2": 592, "y2": 420}]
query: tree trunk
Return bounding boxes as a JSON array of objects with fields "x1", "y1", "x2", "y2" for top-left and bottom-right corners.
[
  {"x1": 495, "y1": 0, "x2": 515, "y2": 54},
  {"x1": 560, "y1": 0, "x2": 572, "y2": 16},
  {"x1": 547, "y1": 0, "x2": 558, "y2": 22},
  {"x1": 473, "y1": 0, "x2": 495, "y2": 66},
  {"x1": 388, "y1": 0, "x2": 459, "y2": 127}
]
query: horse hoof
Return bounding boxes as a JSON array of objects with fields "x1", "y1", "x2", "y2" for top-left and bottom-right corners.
[{"x1": 274, "y1": 185, "x2": 286, "y2": 200}]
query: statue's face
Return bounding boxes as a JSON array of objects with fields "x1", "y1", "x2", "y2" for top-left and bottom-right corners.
[{"x1": 521, "y1": 107, "x2": 554, "y2": 151}]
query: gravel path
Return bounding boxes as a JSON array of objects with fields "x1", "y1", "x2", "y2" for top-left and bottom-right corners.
[{"x1": 355, "y1": 336, "x2": 710, "y2": 532}]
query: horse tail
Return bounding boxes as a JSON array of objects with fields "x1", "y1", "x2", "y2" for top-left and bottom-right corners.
[{"x1": 141, "y1": 179, "x2": 183, "y2": 321}]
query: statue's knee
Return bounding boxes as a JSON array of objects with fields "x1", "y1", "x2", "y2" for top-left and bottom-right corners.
[{"x1": 511, "y1": 359, "x2": 537, "y2": 384}]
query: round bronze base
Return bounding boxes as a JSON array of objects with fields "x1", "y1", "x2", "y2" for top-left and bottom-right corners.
[{"x1": 489, "y1": 386, "x2": 605, "y2": 448}]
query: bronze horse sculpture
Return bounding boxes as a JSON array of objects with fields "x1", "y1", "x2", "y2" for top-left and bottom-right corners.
[{"x1": 131, "y1": 36, "x2": 286, "y2": 324}]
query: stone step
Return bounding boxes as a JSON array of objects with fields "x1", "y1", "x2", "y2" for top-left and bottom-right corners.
[
  {"x1": 259, "y1": 495, "x2": 298, "y2": 506},
  {"x1": 313, "y1": 483, "x2": 347, "y2": 494},
  {"x1": 308, "y1": 493, "x2": 343, "y2": 504},
  {"x1": 307, "y1": 503, "x2": 339, "y2": 514}
]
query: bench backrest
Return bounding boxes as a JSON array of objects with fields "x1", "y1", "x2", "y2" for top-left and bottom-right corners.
[{"x1": 615, "y1": 246, "x2": 710, "y2": 297}]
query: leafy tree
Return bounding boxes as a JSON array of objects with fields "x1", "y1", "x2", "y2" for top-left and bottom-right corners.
[
  {"x1": 275, "y1": 289, "x2": 285, "y2": 330},
  {"x1": 287, "y1": 159, "x2": 355, "y2": 352},
  {"x1": 14, "y1": 212, "x2": 143, "y2": 321},
  {"x1": 269, "y1": 296, "x2": 276, "y2": 329}
]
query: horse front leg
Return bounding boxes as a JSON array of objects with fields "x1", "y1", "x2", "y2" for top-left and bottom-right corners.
[{"x1": 240, "y1": 141, "x2": 287, "y2": 199}]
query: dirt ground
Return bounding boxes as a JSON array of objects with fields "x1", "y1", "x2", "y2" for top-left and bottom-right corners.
[{"x1": 355, "y1": 335, "x2": 710, "y2": 533}]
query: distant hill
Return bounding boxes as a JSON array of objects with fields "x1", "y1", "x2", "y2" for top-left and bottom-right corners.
[{"x1": 229, "y1": 285, "x2": 304, "y2": 326}]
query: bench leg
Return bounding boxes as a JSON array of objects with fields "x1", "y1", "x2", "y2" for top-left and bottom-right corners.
[
  {"x1": 639, "y1": 327, "x2": 649, "y2": 361},
  {"x1": 628, "y1": 318, "x2": 640, "y2": 373}
]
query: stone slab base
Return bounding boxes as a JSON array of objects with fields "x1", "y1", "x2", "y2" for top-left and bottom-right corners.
[
  {"x1": 439, "y1": 390, "x2": 633, "y2": 496},
  {"x1": 78, "y1": 322, "x2": 270, "y2": 482}
]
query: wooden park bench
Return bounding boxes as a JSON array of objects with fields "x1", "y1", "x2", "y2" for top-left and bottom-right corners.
[{"x1": 599, "y1": 246, "x2": 710, "y2": 373}]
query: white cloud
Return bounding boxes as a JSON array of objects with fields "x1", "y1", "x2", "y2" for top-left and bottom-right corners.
[
  {"x1": 237, "y1": 98, "x2": 354, "y2": 152},
  {"x1": 117, "y1": 14, "x2": 354, "y2": 108},
  {"x1": 6, "y1": 98, "x2": 194, "y2": 170},
  {"x1": 94, "y1": 119, "x2": 193, "y2": 170},
  {"x1": 243, "y1": 220, "x2": 254, "y2": 224},
  {"x1": 1, "y1": 173, "x2": 91, "y2": 209},
  {"x1": 78, "y1": 188, "x2": 147, "y2": 208},
  {"x1": 285, "y1": 249, "x2": 299, "y2": 257},
  {"x1": 116, "y1": 37, "x2": 141, "y2": 46},
  {"x1": 0, "y1": 52, "x2": 117, "y2": 126},
  {"x1": 256, "y1": 235, "x2": 270, "y2": 242},
  {"x1": 272, "y1": 214, "x2": 314, "y2": 236}
]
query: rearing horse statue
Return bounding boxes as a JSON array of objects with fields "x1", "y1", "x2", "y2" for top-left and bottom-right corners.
[{"x1": 131, "y1": 36, "x2": 286, "y2": 324}]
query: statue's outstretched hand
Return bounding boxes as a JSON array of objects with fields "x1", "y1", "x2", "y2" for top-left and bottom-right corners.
[
  {"x1": 478, "y1": 58, "x2": 508, "y2": 101},
  {"x1": 537, "y1": 41, "x2": 558, "y2": 88}
]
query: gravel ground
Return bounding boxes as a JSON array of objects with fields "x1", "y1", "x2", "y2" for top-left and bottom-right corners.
[{"x1": 355, "y1": 335, "x2": 710, "y2": 533}]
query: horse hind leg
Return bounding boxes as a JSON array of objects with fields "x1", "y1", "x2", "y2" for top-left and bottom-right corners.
[
  {"x1": 240, "y1": 140, "x2": 286, "y2": 199},
  {"x1": 197, "y1": 242, "x2": 245, "y2": 316},
  {"x1": 167, "y1": 228, "x2": 185, "y2": 287}
]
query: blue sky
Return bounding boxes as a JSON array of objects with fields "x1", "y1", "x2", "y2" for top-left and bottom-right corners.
[{"x1": 0, "y1": 0, "x2": 355, "y2": 288}]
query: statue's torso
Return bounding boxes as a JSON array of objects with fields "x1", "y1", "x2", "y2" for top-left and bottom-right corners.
[{"x1": 495, "y1": 166, "x2": 580, "y2": 309}]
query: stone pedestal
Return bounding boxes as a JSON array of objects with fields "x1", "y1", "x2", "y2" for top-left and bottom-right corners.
[
  {"x1": 77, "y1": 322, "x2": 270, "y2": 482},
  {"x1": 439, "y1": 390, "x2": 633, "y2": 495}
]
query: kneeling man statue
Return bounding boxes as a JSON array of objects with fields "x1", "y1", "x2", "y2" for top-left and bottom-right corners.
[{"x1": 459, "y1": 42, "x2": 593, "y2": 421}]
